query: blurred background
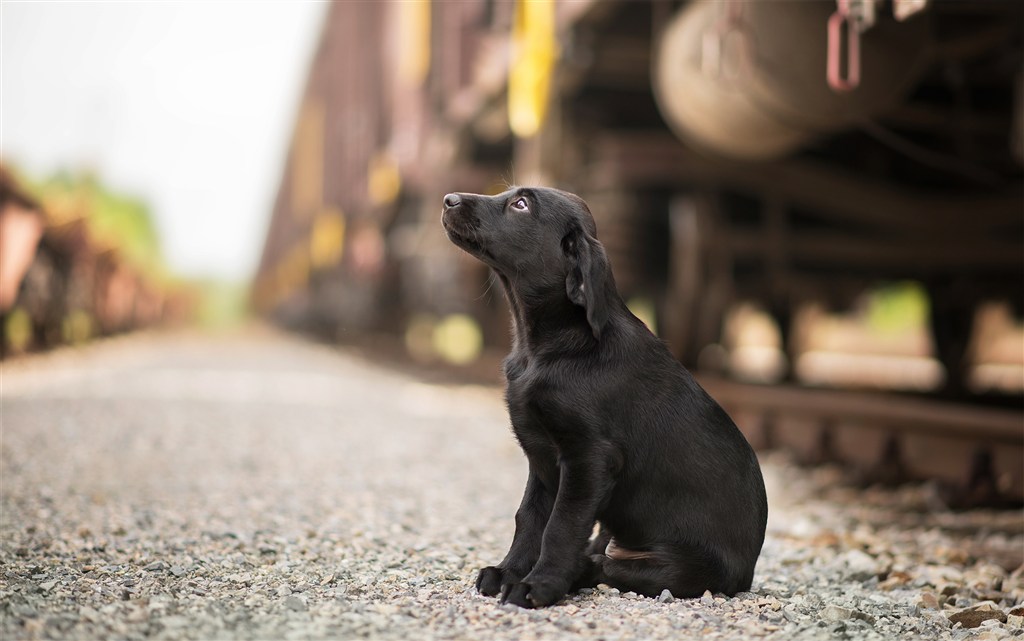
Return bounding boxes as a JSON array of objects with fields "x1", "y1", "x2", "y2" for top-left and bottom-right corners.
[
  {"x1": 1, "y1": 1, "x2": 326, "y2": 336},
  {"x1": 2, "y1": 1, "x2": 1022, "y2": 505}
]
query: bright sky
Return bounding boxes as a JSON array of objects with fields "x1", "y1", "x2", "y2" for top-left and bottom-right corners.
[{"x1": 1, "y1": 1, "x2": 327, "y2": 281}]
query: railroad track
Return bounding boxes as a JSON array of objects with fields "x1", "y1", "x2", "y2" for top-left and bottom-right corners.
[
  {"x1": 335, "y1": 332, "x2": 1024, "y2": 508},
  {"x1": 701, "y1": 377, "x2": 1024, "y2": 508}
]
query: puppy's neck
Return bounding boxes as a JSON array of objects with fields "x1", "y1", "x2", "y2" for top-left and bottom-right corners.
[{"x1": 497, "y1": 273, "x2": 606, "y2": 356}]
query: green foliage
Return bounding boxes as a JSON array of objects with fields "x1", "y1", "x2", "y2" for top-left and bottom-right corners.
[{"x1": 22, "y1": 169, "x2": 166, "y2": 279}]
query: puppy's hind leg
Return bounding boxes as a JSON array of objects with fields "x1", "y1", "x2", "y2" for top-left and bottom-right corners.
[
  {"x1": 598, "y1": 544, "x2": 726, "y2": 599},
  {"x1": 586, "y1": 523, "x2": 612, "y2": 556},
  {"x1": 569, "y1": 554, "x2": 606, "y2": 592},
  {"x1": 598, "y1": 557, "x2": 683, "y2": 598},
  {"x1": 569, "y1": 524, "x2": 612, "y2": 592}
]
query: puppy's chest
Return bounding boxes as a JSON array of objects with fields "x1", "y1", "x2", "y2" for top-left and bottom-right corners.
[{"x1": 505, "y1": 365, "x2": 587, "y2": 442}]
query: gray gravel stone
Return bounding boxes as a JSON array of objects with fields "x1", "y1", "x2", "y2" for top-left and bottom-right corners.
[
  {"x1": 839, "y1": 548, "x2": 881, "y2": 582},
  {"x1": 821, "y1": 604, "x2": 855, "y2": 621},
  {"x1": 283, "y1": 595, "x2": 307, "y2": 612},
  {"x1": 1, "y1": 330, "x2": 1021, "y2": 641}
]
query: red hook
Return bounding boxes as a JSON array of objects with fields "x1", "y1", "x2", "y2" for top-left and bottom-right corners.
[{"x1": 827, "y1": 0, "x2": 862, "y2": 92}]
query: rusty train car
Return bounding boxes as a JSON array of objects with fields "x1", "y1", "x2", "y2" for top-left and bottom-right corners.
[
  {"x1": 254, "y1": 1, "x2": 1023, "y2": 503},
  {"x1": 0, "y1": 167, "x2": 190, "y2": 357}
]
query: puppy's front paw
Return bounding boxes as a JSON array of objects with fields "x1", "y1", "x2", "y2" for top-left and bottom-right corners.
[
  {"x1": 501, "y1": 577, "x2": 566, "y2": 609},
  {"x1": 475, "y1": 566, "x2": 521, "y2": 597}
]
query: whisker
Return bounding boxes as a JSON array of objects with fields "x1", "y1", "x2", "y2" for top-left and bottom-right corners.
[
  {"x1": 475, "y1": 271, "x2": 498, "y2": 302},
  {"x1": 502, "y1": 164, "x2": 517, "y2": 190}
]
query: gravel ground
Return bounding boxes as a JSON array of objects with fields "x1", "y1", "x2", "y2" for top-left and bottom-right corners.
[{"x1": 2, "y1": 328, "x2": 1022, "y2": 640}]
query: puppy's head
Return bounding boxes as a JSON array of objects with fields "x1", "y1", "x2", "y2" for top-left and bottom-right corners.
[{"x1": 441, "y1": 187, "x2": 611, "y2": 338}]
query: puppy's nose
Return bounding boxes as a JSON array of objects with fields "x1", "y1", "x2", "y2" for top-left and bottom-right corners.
[{"x1": 443, "y1": 193, "x2": 461, "y2": 209}]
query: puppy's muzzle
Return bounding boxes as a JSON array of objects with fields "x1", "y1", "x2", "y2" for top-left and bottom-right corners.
[
  {"x1": 442, "y1": 193, "x2": 488, "y2": 259},
  {"x1": 443, "y1": 193, "x2": 462, "y2": 210}
]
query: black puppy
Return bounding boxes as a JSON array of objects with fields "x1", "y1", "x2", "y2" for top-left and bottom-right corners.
[{"x1": 441, "y1": 187, "x2": 767, "y2": 609}]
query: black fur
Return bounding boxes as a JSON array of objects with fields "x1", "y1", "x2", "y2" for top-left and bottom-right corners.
[{"x1": 441, "y1": 187, "x2": 768, "y2": 608}]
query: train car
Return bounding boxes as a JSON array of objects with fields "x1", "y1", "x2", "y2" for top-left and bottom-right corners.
[
  {"x1": 1, "y1": 167, "x2": 188, "y2": 356},
  {"x1": 254, "y1": 1, "x2": 1023, "y2": 504}
]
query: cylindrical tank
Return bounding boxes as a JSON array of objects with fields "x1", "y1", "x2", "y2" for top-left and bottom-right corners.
[{"x1": 653, "y1": 0, "x2": 933, "y2": 159}]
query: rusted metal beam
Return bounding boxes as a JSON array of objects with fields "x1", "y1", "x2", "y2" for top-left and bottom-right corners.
[
  {"x1": 726, "y1": 230, "x2": 1022, "y2": 272},
  {"x1": 700, "y1": 377, "x2": 1023, "y2": 444},
  {"x1": 588, "y1": 132, "x2": 1022, "y2": 233}
]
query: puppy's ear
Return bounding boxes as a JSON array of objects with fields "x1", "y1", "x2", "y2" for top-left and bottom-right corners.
[{"x1": 563, "y1": 227, "x2": 610, "y2": 339}]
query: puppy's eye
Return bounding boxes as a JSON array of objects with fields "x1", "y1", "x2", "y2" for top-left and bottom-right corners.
[{"x1": 510, "y1": 198, "x2": 529, "y2": 212}]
